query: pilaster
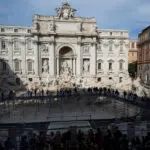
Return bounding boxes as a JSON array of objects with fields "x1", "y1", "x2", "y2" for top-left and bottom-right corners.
[
  {"x1": 90, "y1": 42, "x2": 96, "y2": 76},
  {"x1": 76, "y1": 37, "x2": 82, "y2": 76},
  {"x1": 34, "y1": 36, "x2": 39, "y2": 76},
  {"x1": 49, "y1": 41, "x2": 55, "y2": 76}
]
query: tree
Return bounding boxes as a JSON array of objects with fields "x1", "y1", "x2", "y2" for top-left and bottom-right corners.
[{"x1": 128, "y1": 61, "x2": 137, "y2": 79}]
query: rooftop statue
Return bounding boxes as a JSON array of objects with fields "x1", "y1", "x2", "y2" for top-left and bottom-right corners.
[{"x1": 56, "y1": 1, "x2": 76, "y2": 19}]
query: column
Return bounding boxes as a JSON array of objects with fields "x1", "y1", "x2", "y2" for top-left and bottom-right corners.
[
  {"x1": 76, "y1": 44, "x2": 82, "y2": 76},
  {"x1": 57, "y1": 57, "x2": 59, "y2": 76},
  {"x1": 8, "y1": 40, "x2": 13, "y2": 73},
  {"x1": 22, "y1": 40, "x2": 26, "y2": 75},
  {"x1": 75, "y1": 58, "x2": 76, "y2": 75},
  {"x1": 90, "y1": 43, "x2": 96, "y2": 76},
  {"x1": 49, "y1": 42, "x2": 55, "y2": 76},
  {"x1": 72, "y1": 58, "x2": 73, "y2": 75},
  {"x1": 34, "y1": 40, "x2": 39, "y2": 76},
  {"x1": 73, "y1": 58, "x2": 76, "y2": 75}
]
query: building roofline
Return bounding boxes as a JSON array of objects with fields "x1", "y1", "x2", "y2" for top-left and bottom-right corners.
[
  {"x1": 129, "y1": 39, "x2": 138, "y2": 41},
  {"x1": 142, "y1": 25, "x2": 150, "y2": 33},
  {"x1": 0, "y1": 24, "x2": 32, "y2": 29},
  {"x1": 98, "y1": 29, "x2": 128, "y2": 32}
]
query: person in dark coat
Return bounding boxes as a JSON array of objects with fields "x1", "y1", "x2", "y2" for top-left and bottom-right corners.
[
  {"x1": 4, "y1": 137, "x2": 13, "y2": 150},
  {"x1": 20, "y1": 136, "x2": 28, "y2": 150}
]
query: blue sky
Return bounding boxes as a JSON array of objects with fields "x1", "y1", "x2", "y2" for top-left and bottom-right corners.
[{"x1": 0, "y1": 0, "x2": 150, "y2": 39}]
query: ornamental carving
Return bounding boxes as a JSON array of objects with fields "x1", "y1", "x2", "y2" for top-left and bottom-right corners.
[
  {"x1": 120, "y1": 40, "x2": 124, "y2": 45},
  {"x1": 42, "y1": 58, "x2": 49, "y2": 73},
  {"x1": 83, "y1": 59, "x2": 90, "y2": 73},
  {"x1": 49, "y1": 21, "x2": 56, "y2": 32},
  {"x1": 40, "y1": 45, "x2": 49, "y2": 54},
  {"x1": 103, "y1": 40, "x2": 109, "y2": 47},
  {"x1": 124, "y1": 41, "x2": 129, "y2": 48},
  {"x1": 82, "y1": 45, "x2": 90, "y2": 54},
  {"x1": 114, "y1": 40, "x2": 119, "y2": 47},
  {"x1": 56, "y1": 2, "x2": 76, "y2": 20}
]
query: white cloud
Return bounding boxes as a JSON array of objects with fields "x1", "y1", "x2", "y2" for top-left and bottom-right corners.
[{"x1": 18, "y1": 0, "x2": 150, "y2": 38}]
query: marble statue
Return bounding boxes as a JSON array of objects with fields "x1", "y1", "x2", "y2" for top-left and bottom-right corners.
[
  {"x1": 83, "y1": 61, "x2": 90, "y2": 72},
  {"x1": 60, "y1": 61, "x2": 71, "y2": 76},
  {"x1": 63, "y1": 9, "x2": 70, "y2": 19},
  {"x1": 41, "y1": 45, "x2": 48, "y2": 53},
  {"x1": 42, "y1": 59, "x2": 49, "y2": 73},
  {"x1": 56, "y1": 8, "x2": 62, "y2": 18},
  {"x1": 83, "y1": 45, "x2": 90, "y2": 53},
  {"x1": 69, "y1": 9, "x2": 75, "y2": 17}
]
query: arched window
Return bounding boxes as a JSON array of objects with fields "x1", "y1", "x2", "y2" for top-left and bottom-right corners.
[
  {"x1": 119, "y1": 60, "x2": 124, "y2": 70},
  {"x1": 14, "y1": 59, "x2": 21, "y2": 72},
  {"x1": 108, "y1": 60, "x2": 114, "y2": 70},
  {"x1": 97, "y1": 60, "x2": 103, "y2": 70}
]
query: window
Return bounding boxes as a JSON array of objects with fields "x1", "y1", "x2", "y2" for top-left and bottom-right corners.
[
  {"x1": 1, "y1": 28, "x2": 5, "y2": 32},
  {"x1": 110, "y1": 32, "x2": 112, "y2": 36},
  {"x1": 14, "y1": 29, "x2": 18, "y2": 32},
  {"x1": 14, "y1": 60, "x2": 21, "y2": 72},
  {"x1": 119, "y1": 62, "x2": 123, "y2": 70},
  {"x1": 132, "y1": 42, "x2": 134, "y2": 48},
  {"x1": 1, "y1": 40, "x2": 6, "y2": 49},
  {"x1": 132, "y1": 52, "x2": 134, "y2": 56},
  {"x1": 27, "y1": 29, "x2": 31, "y2": 33},
  {"x1": 27, "y1": 60, "x2": 33, "y2": 73},
  {"x1": 97, "y1": 77, "x2": 101, "y2": 82},
  {"x1": 119, "y1": 77, "x2": 123, "y2": 83},
  {"x1": 109, "y1": 63, "x2": 112, "y2": 70},
  {"x1": 98, "y1": 63, "x2": 101, "y2": 70},
  {"x1": 135, "y1": 43, "x2": 137, "y2": 48},
  {"x1": 109, "y1": 77, "x2": 112, "y2": 80},
  {"x1": 148, "y1": 32, "x2": 150, "y2": 40},
  {"x1": 28, "y1": 78, "x2": 33, "y2": 82}
]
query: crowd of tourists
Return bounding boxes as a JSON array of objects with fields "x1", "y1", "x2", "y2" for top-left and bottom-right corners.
[
  {"x1": 0, "y1": 126, "x2": 150, "y2": 150},
  {"x1": 0, "y1": 87, "x2": 150, "y2": 108}
]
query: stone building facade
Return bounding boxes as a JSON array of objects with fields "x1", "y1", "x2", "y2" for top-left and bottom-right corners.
[
  {"x1": 0, "y1": 2, "x2": 129, "y2": 90},
  {"x1": 129, "y1": 40, "x2": 138, "y2": 63},
  {"x1": 137, "y1": 26, "x2": 150, "y2": 86}
]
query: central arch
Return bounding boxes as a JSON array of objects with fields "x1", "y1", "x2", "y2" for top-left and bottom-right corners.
[{"x1": 57, "y1": 46, "x2": 76, "y2": 76}]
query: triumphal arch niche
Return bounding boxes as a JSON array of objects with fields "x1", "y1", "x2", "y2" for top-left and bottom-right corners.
[
  {"x1": 59, "y1": 46, "x2": 76, "y2": 77},
  {"x1": 21, "y1": 1, "x2": 129, "y2": 90},
  {"x1": 30, "y1": 1, "x2": 98, "y2": 89}
]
